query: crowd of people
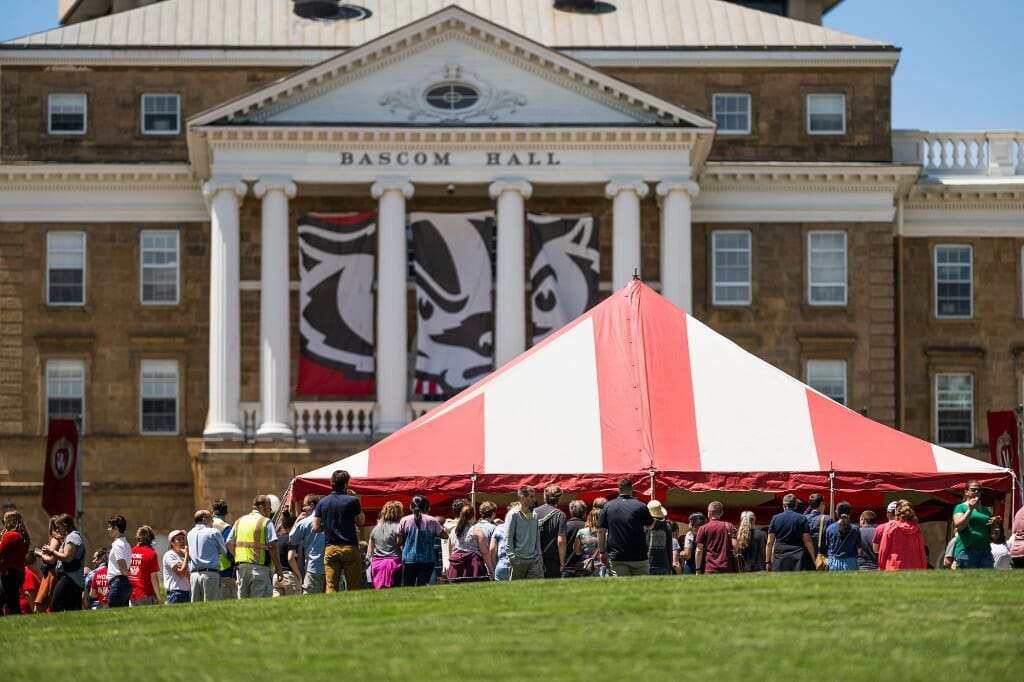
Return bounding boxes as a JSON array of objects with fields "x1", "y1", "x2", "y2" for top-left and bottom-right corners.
[{"x1": 1, "y1": 474, "x2": 1021, "y2": 614}]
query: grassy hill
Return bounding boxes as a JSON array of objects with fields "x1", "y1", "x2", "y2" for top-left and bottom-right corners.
[{"x1": 2, "y1": 571, "x2": 1020, "y2": 681}]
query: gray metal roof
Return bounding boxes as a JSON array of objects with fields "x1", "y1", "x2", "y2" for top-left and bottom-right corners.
[{"x1": 6, "y1": 0, "x2": 890, "y2": 49}]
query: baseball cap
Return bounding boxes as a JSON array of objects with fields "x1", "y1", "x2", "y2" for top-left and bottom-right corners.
[{"x1": 886, "y1": 501, "x2": 898, "y2": 514}]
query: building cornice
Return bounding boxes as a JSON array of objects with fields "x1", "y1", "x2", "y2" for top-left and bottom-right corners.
[
  {"x1": 699, "y1": 162, "x2": 920, "y2": 193},
  {"x1": 0, "y1": 163, "x2": 197, "y2": 189}
]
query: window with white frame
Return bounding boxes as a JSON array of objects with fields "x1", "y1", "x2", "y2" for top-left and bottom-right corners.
[
  {"x1": 140, "y1": 360, "x2": 178, "y2": 434},
  {"x1": 807, "y1": 94, "x2": 845, "y2": 134},
  {"x1": 47, "y1": 231, "x2": 86, "y2": 305},
  {"x1": 936, "y1": 373, "x2": 973, "y2": 446},
  {"x1": 141, "y1": 94, "x2": 180, "y2": 134},
  {"x1": 140, "y1": 230, "x2": 179, "y2": 304},
  {"x1": 807, "y1": 360, "x2": 847, "y2": 405},
  {"x1": 807, "y1": 231, "x2": 847, "y2": 305},
  {"x1": 935, "y1": 245, "x2": 972, "y2": 318},
  {"x1": 712, "y1": 94, "x2": 751, "y2": 134},
  {"x1": 712, "y1": 230, "x2": 751, "y2": 305},
  {"x1": 48, "y1": 94, "x2": 87, "y2": 134},
  {"x1": 46, "y1": 360, "x2": 85, "y2": 432}
]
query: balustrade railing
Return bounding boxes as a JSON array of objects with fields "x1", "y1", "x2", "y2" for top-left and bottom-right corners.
[
  {"x1": 240, "y1": 400, "x2": 442, "y2": 440},
  {"x1": 893, "y1": 130, "x2": 1023, "y2": 176}
]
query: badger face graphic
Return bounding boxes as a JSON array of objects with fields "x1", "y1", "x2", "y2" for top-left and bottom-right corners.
[
  {"x1": 411, "y1": 212, "x2": 495, "y2": 395},
  {"x1": 529, "y1": 214, "x2": 599, "y2": 343},
  {"x1": 297, "y1": 214, "x2": 377, "y2": 385}
]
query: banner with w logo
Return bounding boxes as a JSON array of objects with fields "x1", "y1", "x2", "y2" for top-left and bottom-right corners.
[
  {"x1": 42, "y1": 419, "x2": 80, "y2": 518},
  {"x1": 528, "y1": 213, "x2": 599, "y2": 344},
  {"x1": 410, "y1": 211, "x2": 496, "y2": 397},
  {"x1": 296, "y1": 213, "x2": 377, "y2": 395}
]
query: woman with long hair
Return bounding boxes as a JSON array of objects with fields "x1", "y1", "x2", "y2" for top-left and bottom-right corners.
[
  {"x1": 1, "y1": 510, "x2": 31, "y2": 615},
  {"x1": 396, "y1": 495, "x2": 448, "y2": 587},
  {"x1": 877, "y1": 500, "x2": 928, "y2": 570},
  {"x1": 735, "y1": 511, "x2": 768, "y2": 573},
  {"x1": 573, "y1": 509, "x2": 609, "y2": 577},
  {"x1": 825, "y1": 501, "x2": 860, "y2": 571},
  {"x1": 367, "y1": 500, "x2": 404, "y2": 589},
  {"x1": 129, "y1": 525, "x2": 161, "y2": 606},
  {"x1": 447, "y1": 501, "x2": 493, "y2": 580},
  {"x1": 681, "y1": 512, "x2": 707, "y2": 574},
  {"x1": 35, "y1": 513, "x2": 86, "y2": 611}
]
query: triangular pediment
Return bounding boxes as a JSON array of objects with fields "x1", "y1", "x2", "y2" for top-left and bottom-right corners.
[{"x1": 188, "y1": 6, "x2": 714, "y2": 130}]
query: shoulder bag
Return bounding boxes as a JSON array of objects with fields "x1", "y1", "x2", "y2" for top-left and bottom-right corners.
[{"x1": 814, "y1": 516, "x2": 828, "y2": 571}]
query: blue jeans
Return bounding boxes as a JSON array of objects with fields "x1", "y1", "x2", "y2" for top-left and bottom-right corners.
[
  {"x1": 107, "y1": 575, "x2": 132, "y2": 608},
  {"x1": 828, "y1": 556, "x2": 858, "y2": 571},
  {"x1": 955, "y1": 547, "x2": 994, "y2": 569},
  {"x1": 165, "y1": 589, "x2": 190, "y2": 604}
]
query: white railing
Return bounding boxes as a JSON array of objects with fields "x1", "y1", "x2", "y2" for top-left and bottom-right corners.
[
  {"x1": 893, "y1": 130, "x2": 1023, "y2": 176},
  {"x1": 240, "y1": 400, "x2": 443, "y2": 440}
]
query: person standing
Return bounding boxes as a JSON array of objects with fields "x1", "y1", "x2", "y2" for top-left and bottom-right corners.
[
  {"x1": 735, "y1": 511, "x2": 768, "y2": 573},
  {"x1": 856, "y1": 510, "x2": 879, "y2": 571},
  {"x1": 824, "y1": 501, "x2": 860, "y2": 571},
  {"x1": 492, "y1": 506, "x2": 514, "y2": 581},
  {"x1": 766, "y1": 494, "x2": 816, "y2": 571},
  {"x1": 397, "y1": 494, "x2": 447, "y2": 586},
  {"x1": 1011, "y1": 504, "x2": 1024, "y2": 569},
  {"x1": 562, "y1": 500, "x2": 587, "y2": 577},
  {"x1": 187, "y1": 509, "x2": 230, "y2": 602},
  {"x1": 162, "y1": 530, "x2": 190, "y2": 604},
  {"x1": 313, "y1": 470, "x2": 365, "y2": 592},
  {"x1": 506, "y1": 487, "x2": 544, "y2": 580},
  {"x1": 289, "y1": 494, "x2": 326, "y2": 594},
  {"x1": 105, "y1": 514, "x2": 133, "y2": 608},
  {"x1": 694, "y1": 501, "x2": 736, "y2": 574},
  {"x1": 85, "y1": 549, "x2": 109, "y2": 609},
  {"x1": 803, "y1": 493, "x2": 832, "y2": 566},
  {"x1": 228, "y1": 495, "x2": 284, "y2": 598},
  {"x1": 36, "y1": 514, "x2": 86, "y2": 612},
  {"x1": 951, "y1": 480, "x2": 995, "y2": 569},
  {"x1": 872, "y1": 501, "x2": 899, "y2": 554},
  {"x1": 646, "y1": 500, "x2": 673, "y2": 575},
  {"x1": 210, "y1": 499, "x2": 236, "y2": 600},
  {"x1": 532, "y1": 484, "x2": 567, "y2": 578},
  {"x1": 1, "y1": 510, "x2": 30, "y2": 616},
  {"x1": 877, "y1": 499, "x2": 928, "y2": 570},
  {"x1": 129, "y1": 526, "x2": 162, "y2": 606},
  {"x1": 597, "y1": 479, "x2": 655, "y2": 576}
]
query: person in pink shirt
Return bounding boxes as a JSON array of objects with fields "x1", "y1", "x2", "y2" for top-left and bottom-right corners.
[
  {"x1": 877, "y1": 499, "x2": 928, "y2": 571},
  {"x1": 1011, "y1": 505, "x2": 1024, "y2": 569}
]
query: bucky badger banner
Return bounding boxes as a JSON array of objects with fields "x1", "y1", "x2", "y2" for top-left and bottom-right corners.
[
  {"x1": 411, "y1": 211, "x2": 496, "y2": 397},
  {"x1": 296, "y1": 213, "x2": 377, "y2": 395},
  {"x1": 528, "y1": 213, "x2": 600, "y2": 344}
]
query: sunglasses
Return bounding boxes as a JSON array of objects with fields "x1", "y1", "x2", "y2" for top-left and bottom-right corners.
[{"x1": 968, "y1": 487, "x2": 981, "y2": 493}]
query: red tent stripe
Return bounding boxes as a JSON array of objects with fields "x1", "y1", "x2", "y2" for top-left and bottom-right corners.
[{"x1": 593, "y1": 288, "x2": 645, "y2": 472}]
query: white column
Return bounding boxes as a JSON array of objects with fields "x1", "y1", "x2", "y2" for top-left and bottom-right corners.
[
  {"x1": 657, "y1": 179, "x2": 700, "y2": 313},
  {"x1": 605, "y1": 179, "x2": 650, "y2": 289},
  {"x1": 371, "y1": 179, "x2": 414, "y2": 434},
  {"x1": 489, "y1": 179, "x2": 533, "y2": 367},
  {"x1": 202, "y1": 177, "x2": 247, "y2": 439},
  {"x1": 253, "y1": 177, "x2": 297, "y2": 439}
]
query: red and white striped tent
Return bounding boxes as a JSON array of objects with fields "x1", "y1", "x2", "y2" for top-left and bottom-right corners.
[{"x1": 290, "y1": 281, "x2": 1012, "y2": 514}]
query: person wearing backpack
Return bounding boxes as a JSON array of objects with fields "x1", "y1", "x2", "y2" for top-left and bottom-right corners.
[
  {"x1": 533, "y1": 484, "x2": 567, "y2": 578},
  {"x1": 397, "y1": 494, "x2": 447, "y2": 586},
  {"x1": 35, "y1": 513, "x2": 85, "y2": 612}
]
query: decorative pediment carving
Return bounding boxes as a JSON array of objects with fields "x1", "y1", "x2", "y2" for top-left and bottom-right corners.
[{"x1": 378, "y1": 63, "x2": 527, "y2": 124}]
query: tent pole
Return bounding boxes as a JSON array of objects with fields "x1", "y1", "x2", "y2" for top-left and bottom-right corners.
[
  {"x1": 470, "y1": 467, "x2": 477, "y2": 509},
  {"x1": 828, "y1": 465, "x2": 835, "y2": 518},
  {"x1": 648, "y1": 467, "x2": 656, "y2": 501}
]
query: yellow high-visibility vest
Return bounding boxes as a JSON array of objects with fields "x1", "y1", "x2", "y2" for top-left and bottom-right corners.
[{"x1": 232, "y1": 511, "x2": 269, "y2": 565}]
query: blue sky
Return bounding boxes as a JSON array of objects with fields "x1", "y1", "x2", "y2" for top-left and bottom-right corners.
[{"x1": 0, "y1": 0, "x2": 1020, "y2": 131}]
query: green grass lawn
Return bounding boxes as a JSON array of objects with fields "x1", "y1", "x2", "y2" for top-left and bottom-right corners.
[{"x1": 2, "y1": 571, "x2": 1021, "y2": 681}]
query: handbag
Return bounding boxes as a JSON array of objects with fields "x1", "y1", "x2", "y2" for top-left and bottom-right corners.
[{"x1": 814, "y1": 515, "x2": 828, "y2": 571}]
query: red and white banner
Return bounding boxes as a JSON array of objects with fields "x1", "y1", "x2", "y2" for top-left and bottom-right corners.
[
  {"x1": 986, "y1": 409, "x2": 1020, "y2": 477},
  {"x1": 410, "y1": 211, "x2": 495, "y2": 398},
  {"x1": 528, "y1": 213, "x2": 599, "y2": 344},
  {"x1": 42, "y1": 419, "x2": 79, "y2": 517},
  {"x1": 296, "y1": 212, "x2": 377, "y2": 395}
]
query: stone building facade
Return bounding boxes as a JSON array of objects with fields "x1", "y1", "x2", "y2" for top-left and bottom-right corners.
[{"x1": 1, "y1": 0, "x2": 1021, "y2": 542}]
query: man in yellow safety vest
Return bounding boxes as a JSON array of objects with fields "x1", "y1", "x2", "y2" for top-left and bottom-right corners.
[{"x1": 227, "y1": 495, "x2": 283, "y2": 598}]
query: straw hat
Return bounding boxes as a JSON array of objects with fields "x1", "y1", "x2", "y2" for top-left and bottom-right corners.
[{"x1": 647, "y1": 500, "x2": 668, "y2": 519}]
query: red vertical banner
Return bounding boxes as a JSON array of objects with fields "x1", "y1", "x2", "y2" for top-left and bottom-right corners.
[{"x1": 42, "y1": 419, "x2": 80, "y2": 517}]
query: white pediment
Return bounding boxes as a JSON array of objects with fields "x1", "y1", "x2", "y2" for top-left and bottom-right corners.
[{"x1": 189, "y1": 6, "x2": 713, "y2": 130}]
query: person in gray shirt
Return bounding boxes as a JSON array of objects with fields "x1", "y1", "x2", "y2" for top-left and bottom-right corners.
[
  {"x1": 505, "y1": 487, "x2": 543, "y2": 580},
  {"x1": 186, "y1": 509, "x2": 229, "y2": 602}
]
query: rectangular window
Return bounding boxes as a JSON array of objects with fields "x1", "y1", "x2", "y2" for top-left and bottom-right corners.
[
  {"x1": 140, "y1": 360, "x2": 178, "y2": 434},
  {"x1": 936, "y1": 373, "x2": 973, "y2": 446},
  {"x1": 48, "y1": 94, "x2": 87, "y2": 134},
  {"x1": 712, "y1": 94, "x2": 751, "y2": 134},
  {"x1": 46, "y1": 360, "x2": 85, "y2": 432},
  {"x1": 140, "y1": 230, "x2": 180, "y2": 304},
  {"x1": 935, "y1": 245, "x2": 972, "y2": 318},
  {"x1": 807, "y1": 360, "x2": 847, "y2": 406},
  {"x1": 47, "y1": 231, "x2": 86, "y2": 305},
  {"x1": 807, "y1": 94, "x2": 845, "y2": 134},
  {"x1": 808, "y1": 231, "x2": 847, "y2": 305},
  {"x1": 712, "y1": 230, "x2": 751, "y2": 305},
  {"x1": 141, "y1": 94, "x2": 180, "y2": 134}
]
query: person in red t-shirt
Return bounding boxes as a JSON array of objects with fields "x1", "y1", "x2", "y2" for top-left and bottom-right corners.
[
  {"x1": 19, "y1": 551, "x2": 41, "y2": 614},
  {"x1": 694, "y1": 501, "x2": 738, "y2": 574},
  {"x1": 1, "y1": 510, "x2": 31, "y2": 616},
  {"x1": 86, "y1": 548, "x2": 110, "y2": 609},
  {"x1": 129, "y1": 526, "x2": 162, "y2": 605}
]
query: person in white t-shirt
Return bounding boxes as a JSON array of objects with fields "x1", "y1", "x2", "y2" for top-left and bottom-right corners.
[
  {"x1": 163, "y1": 530, "x2": 191, "y2": 603},
  {"x1": 105, "y1": 515, "x2": 133, "y2": 608}
]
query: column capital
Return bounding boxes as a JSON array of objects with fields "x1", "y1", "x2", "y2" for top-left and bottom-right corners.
[
  {"x1": 488, "y1": 179, "x2": 533, "y2": 200},
  {"x1": 202, "y1": 177, "x2": 247, "y2": 201},
  {"x1": 656, "y1": 179, "x2": 700, "y2": 200},
  {"x1": 604, "y1": 178, "x2": 650, "y2": 200},
  {"x1": 371, "y1": 179, "x2": 415, "y2": 199},
  {"x1": 253, "y1": 177, "x2": 297, "y2": 199}
]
